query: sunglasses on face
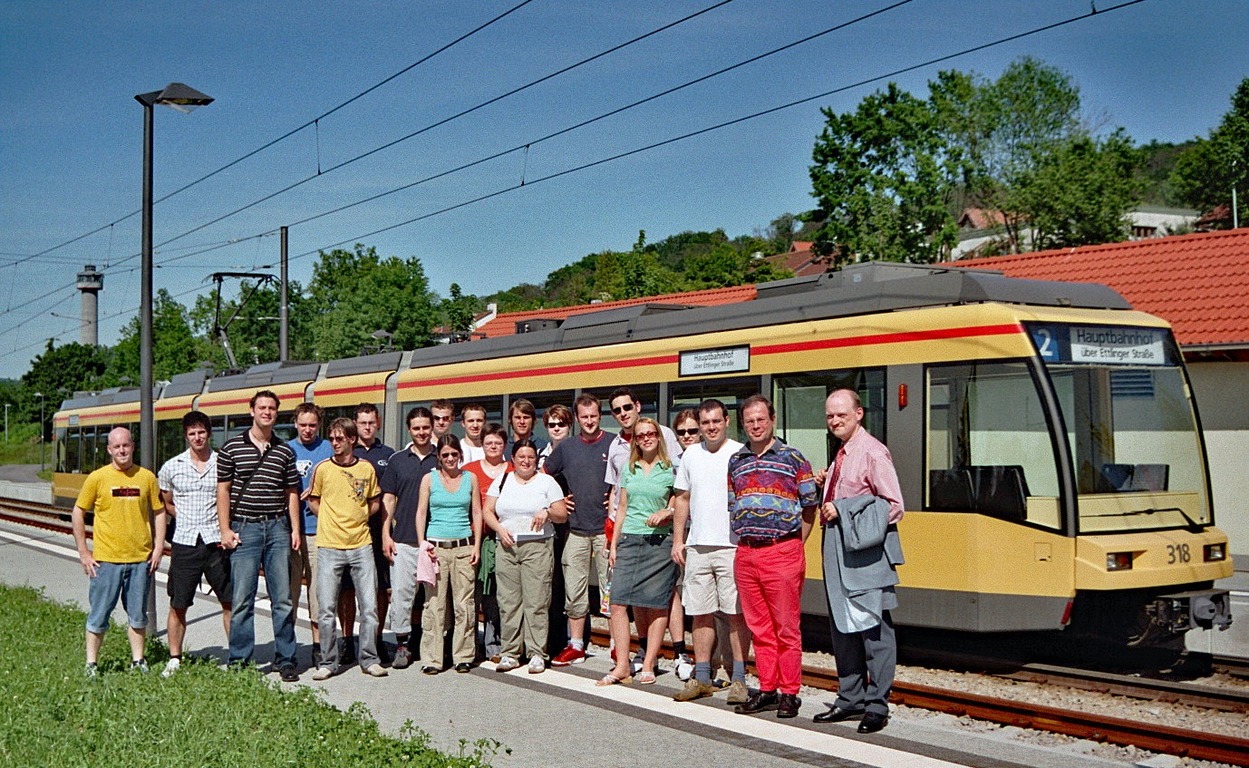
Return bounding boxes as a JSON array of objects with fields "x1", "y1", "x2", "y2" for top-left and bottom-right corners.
[
  {"x1": 546, "y1": 421, "x2": 567, "y2": 428},
  {"x1": 634, "y1": 431, "x2": 658, "y2": 440},
  {"x1": 328, "y1": 435, "x2": 350, "y2": 442},
  {"x1": 611, "y1": 403, "x2": 636, "y2": 415},
  {"x1": 439, "y1": 451, "x2": 461, "y2": 459},
  {"x1": 675, "y1": 428, "x2": 699, "y2": 437}
]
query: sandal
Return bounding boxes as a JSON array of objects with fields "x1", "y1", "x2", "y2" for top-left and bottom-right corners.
[
  {"x1": 595, "y1": 672, "x2": 633, "y2": 686},
  {"x1": 636, "y1": 671, "x2": 656, "y2": 685}
]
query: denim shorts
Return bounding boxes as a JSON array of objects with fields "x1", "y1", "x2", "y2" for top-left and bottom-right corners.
[{"x1": 86, "y1": 561, "x2": 150, "y2": 634}]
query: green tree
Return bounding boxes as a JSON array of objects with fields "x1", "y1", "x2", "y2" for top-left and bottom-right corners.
[
  {"x1": 105, "y1": 289, "x2": 206, "y2": 385},
  {"x1": 1011, "y1": 131, "x2": 1139, "y2": 249},
  {"x1": 20, "y1": 340, "x2": 110, "y2": 424},
  {"x1": 808, "y1": 82, "x2": 959, "y2": 264},
  {"x1": 306, "y1": 244, "x2": 438, "y2": 359},
  {"x1": 190, "y1": 279, "x2": 314, "y2": 369},
  {"x1": 440, "y1": 283, "x2": 481, "y2": 341},
  {"x1": 1171, "y1": 77, "x2": 1249, "y2": 226}
]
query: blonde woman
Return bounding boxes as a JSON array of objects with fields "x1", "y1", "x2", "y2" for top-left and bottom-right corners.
[{"x1": 599, "y1": 418, "x2": 676, "y2": 686}]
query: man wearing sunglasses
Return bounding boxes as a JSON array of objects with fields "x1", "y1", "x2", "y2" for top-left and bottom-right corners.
[
  {"x1": 430, "y1": 399, "x2": 455, "y2": 440},
  {"x1": 603, "y1": 388, "x2": 681, "y2": 492}
]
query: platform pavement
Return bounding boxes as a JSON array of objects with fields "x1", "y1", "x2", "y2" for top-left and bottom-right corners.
[{"x1": 0, "y1": 519, "x2": 1169, "y2": 768}]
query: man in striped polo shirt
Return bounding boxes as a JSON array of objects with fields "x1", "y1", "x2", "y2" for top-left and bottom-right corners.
[
  {"x1": 727, "y1": 394, "x2": 819, "y2": 720},
  {"x1": 217, "y1": 390, "x2": 302, "y2": 681}
]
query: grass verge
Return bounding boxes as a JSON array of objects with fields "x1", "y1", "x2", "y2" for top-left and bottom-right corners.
[{"x1": 0, "y1": 585, "x2": 500, "y2": 767}]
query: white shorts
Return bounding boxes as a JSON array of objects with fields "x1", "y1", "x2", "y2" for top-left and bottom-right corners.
[{"x1": 682, "y1": 545, "x2": 739, "y2": 616}]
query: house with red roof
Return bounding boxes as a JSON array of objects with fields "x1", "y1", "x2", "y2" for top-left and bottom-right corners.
[{"x1": 956, "y1": 228, "x2": 1249, "y2": 562}]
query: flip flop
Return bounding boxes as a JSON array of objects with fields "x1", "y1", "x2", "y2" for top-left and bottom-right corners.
[
  {"x1": 636, "y1": 671, "x2": 656, "y2": 685},
  {"x1": 595, "y1": 672, "x2": 633, "y2": 686}
]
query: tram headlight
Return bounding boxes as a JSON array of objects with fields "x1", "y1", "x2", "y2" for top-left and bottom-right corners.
[
  {"x1": 1106, "y1": 552, "x2": 1133, "y2": 571},
  {"x1": 1204, "y1": 543, "x2": 1226, "y2": 562}
]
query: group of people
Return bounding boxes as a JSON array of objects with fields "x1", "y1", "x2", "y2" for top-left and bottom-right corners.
[{"x1": 71, "y1": 385, "x2": 905, "y2": 732}]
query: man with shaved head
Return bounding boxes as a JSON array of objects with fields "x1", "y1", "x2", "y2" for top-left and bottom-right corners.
[{"x1": 73, "y1": 427, "x2": 167, "y2": 677}]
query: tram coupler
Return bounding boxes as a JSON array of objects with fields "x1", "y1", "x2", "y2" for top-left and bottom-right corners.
[{"x1": 1148, "y1": 589, "x2": 1233, "y2": 633}]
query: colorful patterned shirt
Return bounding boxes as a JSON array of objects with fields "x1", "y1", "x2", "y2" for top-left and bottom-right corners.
[{"x1": 727, "y1": 438, "x2": 819, "y2": 540}]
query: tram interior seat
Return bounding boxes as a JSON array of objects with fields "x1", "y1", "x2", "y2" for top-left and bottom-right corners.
[
  {"x1": 1100, "y1": 463, "x2": 1169, "y2": 492},
  {"x1": 928, "y1": 465, "x2": 1030, "y2": 521}
]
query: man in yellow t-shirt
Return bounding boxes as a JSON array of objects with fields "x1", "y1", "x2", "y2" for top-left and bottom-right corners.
[
  {"x1": 308, "y1": 417, "x2": 385, "y2": 679},
  {"x1": 72, "y1": 427, "x2": 166, "y2": 677}
]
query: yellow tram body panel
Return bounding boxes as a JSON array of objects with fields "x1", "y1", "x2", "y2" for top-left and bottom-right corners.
[
  {"x1": 1075, "y1": 527, "x2": 1233, "y2": 590},
  {"x1": 311, "y1": 371, "x2": 389, "y2": 408},
  {"x1": 194, "y1": 381, "x2": 311, "y2": 417}
]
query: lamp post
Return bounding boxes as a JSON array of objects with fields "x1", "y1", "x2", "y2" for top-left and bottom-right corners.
[
  {"x1": 34, "y1": 392, "x2": 44, "y2": 471},
  {"x1": 4, "y1": 402, "x2": 9, "y2": 444},
  {"x1": 135, "y1": 83, "x2": 213, "y2": 472}
]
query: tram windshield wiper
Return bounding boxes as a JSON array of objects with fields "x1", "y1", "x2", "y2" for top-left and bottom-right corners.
[{"x1": 1087, "y1": 506, "x2": 1204, "y2": 532}]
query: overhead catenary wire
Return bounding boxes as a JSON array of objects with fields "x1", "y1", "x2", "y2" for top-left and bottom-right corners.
[
  {"x1": 0, "y1": 0, "x2": 1149, "y2": 368},
  {"x1": 0, "y1": 0, "x2": 539, "y2": 273}
]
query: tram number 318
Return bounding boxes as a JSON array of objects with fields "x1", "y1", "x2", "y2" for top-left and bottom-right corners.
[{"x1": 1166, "y1": 543, "x2": 1191, "y2": 564}]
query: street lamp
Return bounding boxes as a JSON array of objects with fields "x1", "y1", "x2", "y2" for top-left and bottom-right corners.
[
  {"x1": 4, "y1": 402, "x2": 9, "y2": 444},
  {"x1": 135, "y1": 83, "x2": 213, "y2": 472},
  {"x1": 33, "y1": 392, "x2": 44, "y2": 471}
]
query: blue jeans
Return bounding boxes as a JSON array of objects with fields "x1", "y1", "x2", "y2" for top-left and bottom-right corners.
[
  {"x1": 316, "y1": 544, "x2": 379, "y2": 669},
  {"x1": 229, "y1": 517, "x2": 297, "y2": 669},
  {"x1": 86, "y1": 561, "x2": 149, "y2": 635}
]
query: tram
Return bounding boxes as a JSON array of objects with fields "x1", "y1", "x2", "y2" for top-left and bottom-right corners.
[{"x1": 52, "y1": 262, "x2": 1233, "y2": 645}]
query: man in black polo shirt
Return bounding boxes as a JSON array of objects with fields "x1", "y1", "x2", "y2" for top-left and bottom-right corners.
[
  {"x1": 217, "y1": 390, "x2": 302, "y2": 680},
  {"x1": 351, "y1": 402, "x2": 394, "y2": 663},
  {"x1": 379, "y1": 406, "x2": 437, "y2": 669}
]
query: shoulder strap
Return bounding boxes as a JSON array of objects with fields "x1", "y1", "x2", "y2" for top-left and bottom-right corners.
[{"x1": 498, "y1": 470, "x2": 509, "y2": 492}]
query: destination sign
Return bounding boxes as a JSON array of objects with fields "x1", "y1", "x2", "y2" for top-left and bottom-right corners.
[
  {"x1": 679, "y1": 345, "x2": 750, "y2": 377},
  {"x1": 1026, "y1": 323, "x2": 1172, "y2": 366}
]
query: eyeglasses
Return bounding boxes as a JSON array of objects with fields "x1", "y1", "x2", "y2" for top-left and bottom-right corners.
[
  {"x1": 611, "y1": 403, "x2": 636, "y2": 415},
  {"x1": 675, "y1": 428, "x2": 699, "y2": 437},
  {"x1": 634, "y1": 431, "x2": 658, "y2": 440},
  {"x1": 546, "y1": 421, "x2": 567, "y2": 428},
  {"x1": 328, "y1": 435, "x2": 350, "y2": 442},
  {"x1": 439, "y1": 451, "x2": 461, "y2": 459},
  {"x1": 433, "y1": 415, "x2": 452, "y2": 422}
]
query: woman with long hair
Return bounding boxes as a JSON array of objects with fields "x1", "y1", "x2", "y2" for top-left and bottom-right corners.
[{"x1": 599, "y1": 417, "x2": 676, "y2": 686}]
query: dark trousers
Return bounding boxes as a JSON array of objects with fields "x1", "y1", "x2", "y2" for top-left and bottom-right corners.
[{"x1": 830, "y1": 610, "x2": 895, "y2": 716}]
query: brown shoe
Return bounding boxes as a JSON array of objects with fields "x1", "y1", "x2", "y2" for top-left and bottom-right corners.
[
  {"x1": 726, "y1": 680, "x2": 749, "y2": 705},
  {"x1": 673, "y1": 678, "x2": 716, "y2": 702}
]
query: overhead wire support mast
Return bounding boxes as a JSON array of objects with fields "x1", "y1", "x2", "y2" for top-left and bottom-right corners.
[{"x1": 209, "y1": 271, "x2": 276, "y2": 371}]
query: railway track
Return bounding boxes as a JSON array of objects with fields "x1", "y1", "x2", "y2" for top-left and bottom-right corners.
[{"x1": 5, "y1": 495, "x2": 1247, "y2": 766}]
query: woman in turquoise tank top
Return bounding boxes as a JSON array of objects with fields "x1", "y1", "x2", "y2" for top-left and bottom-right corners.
[{"x1": 415, "y1": 434, "x2": 482, "y2": 674}]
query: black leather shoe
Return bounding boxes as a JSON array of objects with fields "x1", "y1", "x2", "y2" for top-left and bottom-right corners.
[
  {"x1": 278, "y1": 666, "x2": 299, "y2": 683},
  {"x1": 421, "y1": 665, "x2": 442, "y2": 675},
  {"x1": 857, "y1": 712, "x2": 889, "y2": 733},
  {"x1": 734, "y1": 690, "x2": 779, "y2": 715},
  {"x1": 814, "y1": 706, "x2": 866, "y2": 723},
  {"x1": 454, "y1": 662, "x2": 472, "y2": 673},
  {"x1": 776, "y1": 693, "x2": 801, "y2": 718}
]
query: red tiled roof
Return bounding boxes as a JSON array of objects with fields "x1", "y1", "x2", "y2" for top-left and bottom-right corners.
[
  {"x1": 472, "y1": 284, "x2": 758, "y2": 338},
  {"x1": 954, "y1": 229, "x2": 1249, "y2": 348},
  {"x1": 764, "y1": 244, "x2": 828, "y2": 278}
]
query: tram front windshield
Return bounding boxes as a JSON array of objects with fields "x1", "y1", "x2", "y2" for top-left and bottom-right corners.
[{"x1": 1029, "y1": 323, "x2": 1211, "y2": 534}]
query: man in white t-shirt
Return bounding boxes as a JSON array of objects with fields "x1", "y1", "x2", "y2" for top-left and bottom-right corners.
[{"x1": 671, "y1": 398, "x2": 750, "y2": 704}]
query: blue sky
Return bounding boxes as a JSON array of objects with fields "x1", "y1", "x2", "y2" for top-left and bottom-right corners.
[{"x1": 0, "y1": 0, "x2": 1245, "y2": 380}]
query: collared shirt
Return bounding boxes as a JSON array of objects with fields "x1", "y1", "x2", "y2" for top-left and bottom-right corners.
[
  {"x1": 354, "y1": 440, "x2": 394, "y2": 474},
  {"x1": 217, "y1": 432, "x2": 300, "y2": 518},
  {"x1": 727, "y1": 438, "x2": 819, "y2": 540},
  {"x1": 158, "y1": 448, "x2": 220, "y2": 546},
  {"x1": 825, "y1": 427, "x2": 905, "y2": 522},
  {"x1": 379, "y1": 445, "x2": 437, "y2": 544}
]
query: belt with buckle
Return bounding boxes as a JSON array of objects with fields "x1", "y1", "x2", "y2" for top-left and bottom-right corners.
[
  {"x1": 233, "y1": 513, "x2": 283, "y2": 523},
  {"x1": 430, "y1": 538, "x2": 471, "y2": 548},
  {"x1": 738, "y1": 531, "x2": 800, "y2": 548}
]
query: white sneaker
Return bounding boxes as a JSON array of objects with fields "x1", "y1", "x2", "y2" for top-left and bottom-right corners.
[
  {"x1": 312, "y1": 666, "x2": 334, "y2": 681},
  {"x1": 527, "y1": 656, "x2": 545, "y2": 674},
  {"x1": 161, "y1": 658, "x2": 181, "y2": 678},
  {"x1": 495, "y1": 656, "x2": 519, "y2": 672},
  {"x1": 675, "y1": 659, "x2": 695, "y2": 682},
  {"x1": 363, "y1": 663, "x2": 388, "y2": 677}
]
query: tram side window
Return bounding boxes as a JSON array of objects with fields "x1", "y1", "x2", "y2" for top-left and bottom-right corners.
[
  {"x1": 59, "y1": 428, "x2": 78, "y2": 474},
  {"x1": 158, "y1": 420, "x2": 184, "y2": 466},
  {"x1": 927, "y1": 362, "x2": 1062, "y2": 530},
  {"x1": 669, "y1": 376, "x2": 762, "y2": 442},
  {"x1": 774, "y1": 369, "x2": 885, "y2": 471}
]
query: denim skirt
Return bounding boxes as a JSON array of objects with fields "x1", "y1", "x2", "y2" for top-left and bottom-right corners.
[{"x1": 611, "y1": 533, "x2": 676, "y2": 609}]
